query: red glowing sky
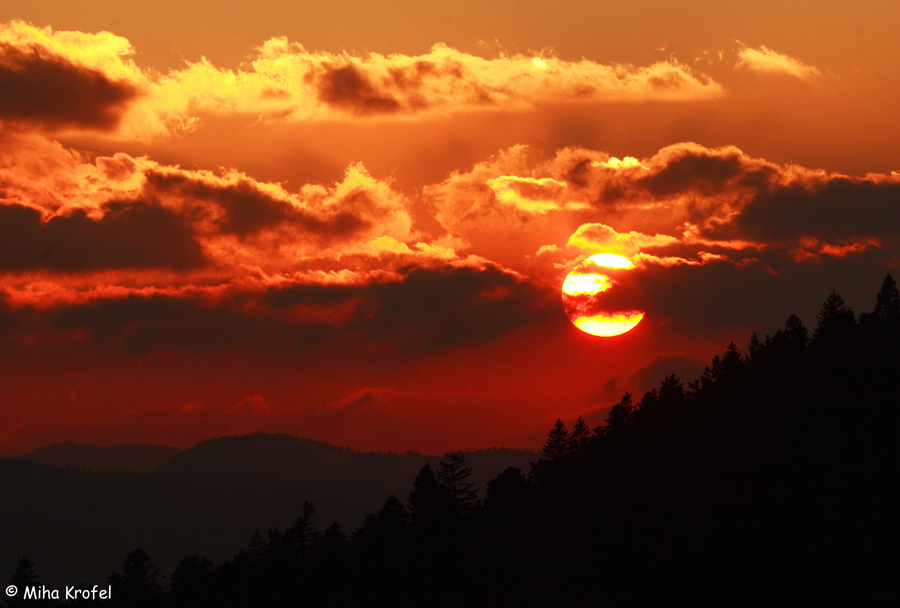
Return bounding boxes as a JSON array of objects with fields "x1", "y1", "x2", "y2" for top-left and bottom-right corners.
[{"x1": 1, "y1": 1, "x2": 899, "y2": 454}]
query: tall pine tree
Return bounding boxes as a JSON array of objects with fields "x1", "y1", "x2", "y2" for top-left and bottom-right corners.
[
  {"x1": 109, "y1": 548, "x2": 164, "y2": 608},
  {"x1": 873, "y1": 273, "x2": 900, "y2": 320},
  {"x1": 603, "y1": 392, "x2": 635, "y2": 433},
  {"x1": 407, "y1": 463, "x2": 454, "y2": 538},
  {"x1": 287, "y1": 501, "x2": 319, "y2": 558},
  {"x1": 6, "y1": 557, "x2": 41, "y2": 608},
  {"x1": 437, "y1": 451, "x2": 479, "y2": 514},
  {"x1": 542, "y1": 418, "x2": 569, "y2": 461},
  {"x1": 568, "y1": 416, "x2": 592, "y2": 454},
  {"x1": 813, "y1": 289, "x2": 855, "y2": 348}
]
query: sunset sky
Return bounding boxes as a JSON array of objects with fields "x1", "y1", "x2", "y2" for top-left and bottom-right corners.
[{"x1": 1, "y1": 1, "x2": 898, "y2": 455}]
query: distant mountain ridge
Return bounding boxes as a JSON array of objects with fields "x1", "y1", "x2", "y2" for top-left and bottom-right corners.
[
  {"x1": 154, "y1": 433, "x2": 536, "y2": 492},
  {"x1": 1, "y1": 433, "x2": 538, "y2": 588},
  {"x1": 14, "y1": 434, "x2": 537, "y2": 481},
  {"x1": 15, "y1": 442, "x2": 182, "y2": 472}
]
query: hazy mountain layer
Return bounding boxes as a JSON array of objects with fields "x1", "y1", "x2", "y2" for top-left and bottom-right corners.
[{"x1": 0, "y1": 434, "x2": 536, "y2": 588}]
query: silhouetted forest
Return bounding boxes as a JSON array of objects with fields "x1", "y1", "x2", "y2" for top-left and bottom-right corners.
[
  {"x1": 1, "y1": 438, "x2": 535, "y2": 587},
  {"x1": 5, "y1": 277, "x2": 898, "y2": 606}
]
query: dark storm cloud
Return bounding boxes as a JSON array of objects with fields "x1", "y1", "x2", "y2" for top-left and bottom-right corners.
[
  {"x1": 9, "y1": 265, "x2": 558, "y2": 358},
  {"x1": 0, "y1": 42, "x2": 137, "y2": 131},
  {"x1": 0, "y1": 201, "x2": 206, "y2": 271},
  {"x1": 47, "y1": 289, "x2": 355, "y2": 357},
  {"x1": 637, "y1": 149, "x2": 747, "y2": 196},
  {"x1": 355, "y1": 265, "x2": 561, "y2": 350},
  {"x1": 639, "y1": 147, "x2": 900, "y2": 248},
  {"x1": 263, "y1": 282, "x2": 359, "y2": 308},
  {"x1": 267, "y1": 264, "x2": 561, "y2": 351},
  {"x1": 632, "y1": 248, "x2": 892, "y2": 338},
  {"x1": 588, "y1": 145, "x2": 770, "y2": 207},
  {"x1": 733, "y1": 178, "x2": 900, "y2": 243},
  {"x1": 0, "y1": 292, "x2": 13, "y2": 333},
  {"x1": 636, "y1": 259, "x2": 784, "y2": 330},
  {"x1": 144, "y1": 173, "x2": 290, "y2": 237},
  {"x1": 143, "y1": 172, "x2": 370, "y2": 239},
  {"x1": 317, "y1": 64, "x2": 401, "y2": 115},
  {"x1": 49, "y1": 294, "x2": 290, "y2": 355},
  {"x1": 566, "y1": 144, "x2": 899, "y2": 252}
]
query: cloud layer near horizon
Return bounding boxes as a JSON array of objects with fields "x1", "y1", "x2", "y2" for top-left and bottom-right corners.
[
  {"x1": 1, "y1": 18, "x2": 895, "y2": 455},
  {"x1": 428, "y1": 142, "x2": 897, "y2": 273},
  {"x1": 2, "y1": 134, "x2": 896, "y2": 355}
]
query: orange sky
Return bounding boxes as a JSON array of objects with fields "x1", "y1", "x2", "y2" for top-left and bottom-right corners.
[{"x1": 1, "y1": 2, "x2": 898, "y2": 454}]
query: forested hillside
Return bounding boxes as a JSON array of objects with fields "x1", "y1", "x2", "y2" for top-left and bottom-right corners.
[{"x1": 5, "y1": 277, "x2": 898, "y2": 607}]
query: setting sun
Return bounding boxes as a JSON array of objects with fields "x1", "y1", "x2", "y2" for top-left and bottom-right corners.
[
  {"x1": 0, "y1": 3, "x2": 895, "y2": 603},
  {"x1": 573, "y1": 312, "x2": 645, "y2": 337},
  {"x1": 562, "y1": 253, "x2": 644, "y2": 337},
  {"x1": 561, "y1": 272, "x2": 612, "y2": 296}
]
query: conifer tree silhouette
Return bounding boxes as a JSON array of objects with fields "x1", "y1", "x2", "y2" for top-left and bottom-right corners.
[
  {"x1": 568, "y1": 416, "x2": 592, "y2": 454},
  {"x1": 485, "y1": 467, "x2": 533, "y2": 517},
  {"x1": 781, "y1": 313, "x2": 810, "y2": 347},
  {"x1": 637, "y1": 375, "x2": 686, "y2": 423},
  {"x1": 372, "y1": 495, "x2": 408, "y2": 543},
  {"x1": 304, "y1": 521, "x2": 351, "y2": 606},
  {"x1": 750, "y1": 313, "x2": 809, "y2": 386},
  {"x1": 287, "y1": 501, "x2": 319, "y2": 557},
  {"x1": 812, "y1": 289, "x2": 859, "y2": 393},
  {"x1": 602, "y1": 392, "x2": 635, "y2": 432},
  {"x1": 315, "y1": 516, "x2": 348, "y2": 569},
  {"x1": 658, "y1": 374, "x2": 686, "y2": 408},
  {"x1": 7, "y1": 556, "x2": 38, "y2": 586},
  {"x1": 542, "y1": 418, "x2": 569, "y2": 461},
  {"x1": 5, "y1": 557, "x2": 47, "y2": 608},
  {"x1": 318, "y1": 521, "x2": 348, "y2": 554},
  {"x1": 169, "y1": 555, "x2": 215, "y2": 608},
  {"x1": 108, "y1": 548, "x2": 163, "y2": 608},
  {"x1": 873, "y1": 273, "x2": 900, "y2": 320},
  {"x1": 407, "y1": 463, "x2": 454, "y2": 540},
  {"x1": 245, "y1": 529, "x2": 266, "y2": 567},
  {"x1": 862, "y1": 273, "x2": 900, "y2": 340},
  {"x1": 438, "y1": 451, "x2": 479, "y2": 514},
  {"x1": 813, "y1": 289, "x2": 855, "y2": 347},
  {"x1": 696, "y1": 343, "x2": 747, "y2": 405}
]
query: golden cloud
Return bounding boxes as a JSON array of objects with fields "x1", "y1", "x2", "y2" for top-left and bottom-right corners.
[
  {"x1": 567, "y1": 223, "x2": 679, "y2": 256},
  {"x1": 0, "y1": 21, "x2": 152, "y2": 134},
  {"x1": 0, "y1": 134, "x2": 510, "y2": 311},
  {"x1": 736, "y1": 44, "x2": 822, "y2": 81},
  {"x1": 158, "y1": 41, "x2": 724, "y2": 123},
  {"x1": 2, "y1": 128, "x2": 898, "y2": 320},
  {"x1": 427, "y1": 141, "x2": 900, "y2": 280},
  {"x1": 0, "y1": 21, "x2": 726, "y2": 138}
]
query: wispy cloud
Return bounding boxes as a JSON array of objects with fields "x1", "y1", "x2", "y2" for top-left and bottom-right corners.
[{"x1": 736, "y1": 44, "x2": 822, "y2": 80}]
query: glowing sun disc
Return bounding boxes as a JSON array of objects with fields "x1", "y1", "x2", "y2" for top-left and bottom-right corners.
[
  {"x1": 561, "y1": 253, "x2": 645, "y2": 337},
  {"x1": 562, "y1": 273, "x2": 611, "y2": 296},
  {"x1": 574, "y1": 312, "x2": 644, "y2": 337}
]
